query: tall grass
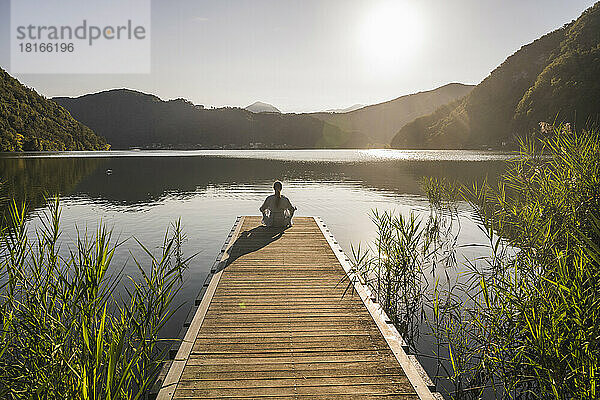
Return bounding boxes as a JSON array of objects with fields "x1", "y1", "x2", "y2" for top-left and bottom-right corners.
[
  {"x1": 353, "y1": 125, "x2": 600, "y2": 399},
  {"x1": 350, "y1": 178, "x2": 461, "y2": 350},
  {"x1": 0, "y1": 197, "x2": 192, "y2": 399},
  {"x1": 455, "y1": 125, "x2": 600, "y2": 399}
]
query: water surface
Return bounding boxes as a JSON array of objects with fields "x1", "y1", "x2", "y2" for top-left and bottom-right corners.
[{"x1": 0, "y1": 149, "x2": 511, "y2": 393}]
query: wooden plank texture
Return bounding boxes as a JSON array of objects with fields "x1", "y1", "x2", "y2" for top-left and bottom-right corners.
[{"x1": 166, "y1": 216, "x2": 427, "y2": 399}]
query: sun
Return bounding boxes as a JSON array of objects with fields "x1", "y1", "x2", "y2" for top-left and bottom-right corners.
[{"x1": 359, "y1": 1, "x2": 423, "y2": 69}]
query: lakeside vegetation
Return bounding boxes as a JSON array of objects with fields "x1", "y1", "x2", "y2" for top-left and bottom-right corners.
[
  {"x1": 356, "y1": 125, "x2": 600, "y2": 398},
  {"x1": 0, "y1": 198, "x2": 191, "y2": 398}
]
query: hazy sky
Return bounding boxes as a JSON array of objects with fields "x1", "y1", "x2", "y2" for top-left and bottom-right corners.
[{"x1": 0, "y1": 0, "x2": 596, "y2": 112}]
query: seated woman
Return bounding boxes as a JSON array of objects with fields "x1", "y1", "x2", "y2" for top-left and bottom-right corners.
[{"x1": 260, "y1": 181, "x2": 296, "y2": 228}]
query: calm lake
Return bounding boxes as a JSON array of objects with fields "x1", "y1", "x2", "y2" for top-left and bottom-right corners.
[{"x1": 0, "y1": 149, "x2": 511, "y2": 392}]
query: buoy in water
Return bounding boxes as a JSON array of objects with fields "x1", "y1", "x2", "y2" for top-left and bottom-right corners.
[{"x1": 106, "y1": 169, "x2": 113, "y2": 175}]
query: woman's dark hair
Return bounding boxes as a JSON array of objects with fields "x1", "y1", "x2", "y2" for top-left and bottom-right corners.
[{"x1": 273, "y1": 181, "x2": 282, "y2": 207}]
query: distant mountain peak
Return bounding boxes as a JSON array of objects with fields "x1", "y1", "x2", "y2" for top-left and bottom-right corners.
[{"x1": 245, "y1": 101, "x2": 281, "y2": 113}]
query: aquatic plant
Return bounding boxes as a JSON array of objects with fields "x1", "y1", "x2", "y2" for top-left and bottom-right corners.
[
  {"x1": 355, "y1": 126, "x2": 600, "y2": 399},
  {"x1": 452, "y1": 124, "x2": 600, "y2": 399},
  {"x1": 349, "y1": 177, "x2": 461, "y2": 351},
  {"x1": 0, "y1": 197, "x2": 191, "y2": 399}
]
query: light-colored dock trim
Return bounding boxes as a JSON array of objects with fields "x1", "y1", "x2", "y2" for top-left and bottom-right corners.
[
  {"x1": 313, "y1": 216, "x2": 436, "y2": 400},
  {"x1": 157, "y1": 216, "x2": 437, "y2": 399}
]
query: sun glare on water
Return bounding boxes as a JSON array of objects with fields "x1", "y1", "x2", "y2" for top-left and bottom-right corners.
[{"x1": 359, "y1": 1, "x2": 423, "y2": 71}]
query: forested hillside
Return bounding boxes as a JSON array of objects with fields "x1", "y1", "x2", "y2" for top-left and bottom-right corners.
[
  {"x1": 0, "y1": 68, "x2": 108, "y2": 151},
  {"x1": 392, "y1": 3, "x2": 600, "y2": 149}
]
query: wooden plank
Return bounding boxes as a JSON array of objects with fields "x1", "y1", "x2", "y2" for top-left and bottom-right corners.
[
  {"x1": 156, "y1": 217, "x2": 246, "y2": 400},
  {"x1": 157, "y1": 216, "x2": 435, "y2": 399},
  {"x1": 313, "y1": 217, "x2": 437, "y2": 399}
]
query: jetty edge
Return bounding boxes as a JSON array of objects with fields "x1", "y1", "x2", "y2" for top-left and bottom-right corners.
[{"x1": 154, "y1": 216, "x2": 441, "y2": 399}]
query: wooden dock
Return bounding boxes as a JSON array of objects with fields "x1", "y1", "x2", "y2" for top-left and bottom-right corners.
[{"x1": 157, "y1": 216, "x2": 437, "y2": 400}]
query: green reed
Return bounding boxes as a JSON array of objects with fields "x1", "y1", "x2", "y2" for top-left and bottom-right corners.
[
  {"x1": 353, "y1": 125, "x2": 600, "y2": 399},
  {"x1": 350, "y1": 178, "x2": 461, "y2": 350},
  {"x1": 0, "y1": 197, "x2": 193, "y2": 399}
]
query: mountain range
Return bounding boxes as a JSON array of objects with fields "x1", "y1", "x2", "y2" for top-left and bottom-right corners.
[
  {"x1": 310, "y1": 83, "x2": 474, "y2": 146},
  {"x1": 391, "y1": 2, "x2": 600, "y2": 149},
  {"x1": 53, "y1": 90, "x2": 368, "y2": 149},
  {"x1": 53, "y1": 83, "x2": 473, "y2": 150},
  {"x1": 1, "y1": 3, "x2": 598, "y2": 152}
]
